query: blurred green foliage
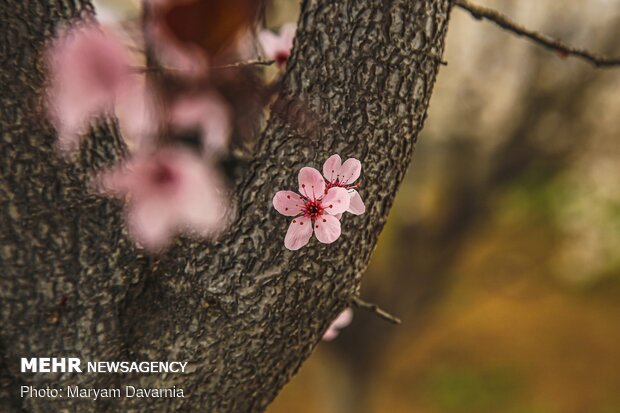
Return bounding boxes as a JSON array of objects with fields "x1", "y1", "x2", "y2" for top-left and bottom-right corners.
[{"x1": 422, "y1": 366, "x2": 522, "y2": 413}]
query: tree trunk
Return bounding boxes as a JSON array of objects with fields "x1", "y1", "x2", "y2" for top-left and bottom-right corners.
[{"x1": 0, "y1": 0, "x2": 451, "y2": 411}]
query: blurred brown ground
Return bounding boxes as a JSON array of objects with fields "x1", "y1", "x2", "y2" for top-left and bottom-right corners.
[{"x1": 267, "y1": 1, "x2": 620, "y2": 412}]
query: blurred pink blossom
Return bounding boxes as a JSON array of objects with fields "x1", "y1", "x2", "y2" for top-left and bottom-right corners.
[
  {"x1": 323, "y1": 154, "x2": 366, "y2": 215},
  {"x1": 258, "y1": 23, "x2": 296, "y2": 67},
  {"x1": 144, "y1": 0, "x2": 209, "y2": 77},
  {"x1": 115, "y1": 84, "x2": 158, "y2": 149},
  {"x1": 47, "y1": 23, "x2": 151, "y2": 152},
  {"x1": 98, "y1": 146, "x2": 229, "y2": 251},
  {"x1": 144, "y1": 0, "x2": 260, "y2": 76},
  {"x1": 169, "y1": 93, "x2": 231, "y2": 155},
  {"x1": 273, "y1": 167, "x2": 350, "y2": 250},
  {"x1": 322, "y1": 308, "x2": 353, "y2": 341}
]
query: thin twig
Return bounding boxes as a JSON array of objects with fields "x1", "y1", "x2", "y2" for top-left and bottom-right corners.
[
  {"x1": 211, "y1": 59, "x2": 275, "y2": 70},
  {"x1": 454, "y1": 0, "x2": 620, "y2": 68},
  {"x1": 130, "y1": 66, "x2": 157, "y2": 73},
  {"x1": 129, "y1": 59, "x2": 276, "y2": 74},
  {"x1": 352, "y1": 296, "x2": 401, "y2": 325}
]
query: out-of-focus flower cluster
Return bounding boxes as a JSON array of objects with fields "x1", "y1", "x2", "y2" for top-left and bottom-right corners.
[{"x1": 45, "y1": 0, "x2": 297, "y2": 251}]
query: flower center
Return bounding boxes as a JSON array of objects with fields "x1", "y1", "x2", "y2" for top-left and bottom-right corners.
[
  {"x1": 303, "y1": 199, "x2": 324, "y2": 219},
  {"x1": 275, "y1": 51, "x2": 290, "y2": 67},
  {"x1": 151, "y1": 162, "x2": 177, "y2": 187},
  {"x1": 89, "y1": 58, "x2": 123, "y2": 91}
]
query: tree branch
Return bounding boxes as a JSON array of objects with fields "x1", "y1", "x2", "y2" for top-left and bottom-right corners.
[
  {"x1": 0, "y1": 0, "x2": 451, "y2": 411},
  {"x1": 352, "y1": 296, "x2": 401, "y2": 325},
  {"x1": 454, "y1": 0, "x2": 620, "y2": 68},
  {"x1": 131, "y1": 59, "x2": 275, "y2": 74},
  {"x1": 212, "y1": 59, "x2": 275, "y2": 70}
]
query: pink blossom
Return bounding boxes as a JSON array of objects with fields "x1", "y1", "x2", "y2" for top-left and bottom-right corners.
[
  {"x1": 144, "y1": 0, "x2": 209, "y2": 77},
  {"x1": 144, "y1": 0, "x2": 260, "y2": 76},
  {"x1": 273, "y1": 167, "x2": 350, "y2": 250},
  {"x1": 98, "y1": 146, "x2": 229, "y2": 251},
  {"x1": 322, "y1": 154, "x2": 366, "y2": 215},
  {"x1": 115, "y1": 84, "x2": 158, "y2": 149},
  {"x1": 169, "y1": 93, "x2": 231, "y2": 155},
  {"x1": 322, "y1": 308, "x2": 353, "y2": 341},
  {"x1": 47, "y1": 23, "x2": 150, "y2": 152},
  {"x1": 258, "y1": 23, "x2": 296, "y2": 67}
]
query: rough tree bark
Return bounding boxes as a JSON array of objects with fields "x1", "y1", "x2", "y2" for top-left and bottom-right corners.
[{"x1": 0, "y1": 0, "x2": 451, "y2": 411}]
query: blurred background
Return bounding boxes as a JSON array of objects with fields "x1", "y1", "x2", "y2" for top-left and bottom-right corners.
[
  {"x1": 266, "y1": 1, "x2": 620, "y2": 412},
  {"x1": 93, "y1": 1, "x2": 620, "y2": 412}
]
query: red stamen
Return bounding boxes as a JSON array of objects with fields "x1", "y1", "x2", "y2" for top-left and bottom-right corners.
[{"x1": 302, "y1": 199, "x2": 325, "y2": 219}]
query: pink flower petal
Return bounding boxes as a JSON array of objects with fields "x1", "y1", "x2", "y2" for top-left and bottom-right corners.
[
  {"x1": 177, "y1": 165, "x2": 229, "y2": 237},
  {"x1": 298, "y1": 167, "x2": 325, "y2": 200},
  {"x1": 279, "y1": 23, "x2": 297, "y2": 48},
  {"x1": 54, "y1": 100, "x2": 102, "y2": 152},
  {"x1": 144, "y1": 0, "x2": 209, "y2": 76},
  {"x1": 97, "y1": 146, "x2": 229, "y2": 251},
  {"x1": 273, "y1": 191, "x2": 304, "y2": 217},
  {"x1": 338, "y1": 158, "x2": 361, "y2": 185},
  {"x1": 127, "y1": 197, "x2": 175, "y2": 250},
  {"x1": 170, "y1": 93, "x2": 231, "y2": 154},
  {"x1": 258, "y1": 23, "x2": 296, "y2": 63},
  {"x1": 332, "y1": 308, "x2": 354, "y2": 328},
  {"x1": 145, "y1": 0, "x2": 259, "y2": 74},
  {"x1": 322, "y1": 308, "x2": 353, "y2": 341},
  {"x1": 235, "y1": 29, "x2": 257, "y2": 60},
  {"x1": 47, "y1": 24, "x2": 135, "y2": 152},
  {"x1": 153, "y1": 35, "x2": 208, "y2": 76},
  {"x1": 348, "y1": 190, "x2": 366, "y2": 215},
  {"x1": 322, "y1": 328, "x2": 339, "y2": 341},
  {"x1": 115, "y1": 83, "x2": 157, "y2": 148},
  {"x1": 322, "y1": 187, "x2": 350, "y2": 215},
  {"x1": 314, "y1": 214, "x2": 341, "y2": 244},
  {"x1": 284, "y1": 216, "x2": 313, "y2": 250},
  {"x1": 257, "y1": 30, "x2": 281, "y2": 60},
  {"x1": 322, "y1": 154, "x2": 342, "y2": 182}
]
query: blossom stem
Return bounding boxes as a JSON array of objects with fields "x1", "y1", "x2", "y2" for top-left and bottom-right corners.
[
  {"x1": 211, "y1": 59, "x2": 275, "y2": 70},
  {"x1": 129, "y1": 59, "x2": 276, "y2": 74}
]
